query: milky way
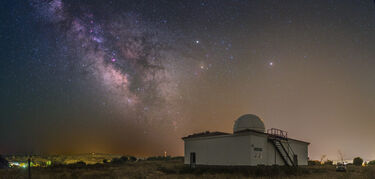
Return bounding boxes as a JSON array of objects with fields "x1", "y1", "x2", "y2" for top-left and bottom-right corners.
[{"x1": 30, "y1": 0, "x2": 182, "y2": 126}]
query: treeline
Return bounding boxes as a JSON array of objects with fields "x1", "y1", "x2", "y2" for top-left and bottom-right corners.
[
  {"x1": 59, "y1": 155, "x2": 183, "y2": 166},
  {"x1": 0, "y1": 154, "x2": 185, "y2": 169},
  {"x1": 308, "y1": 157, "x2": 375, "y2": 166}
]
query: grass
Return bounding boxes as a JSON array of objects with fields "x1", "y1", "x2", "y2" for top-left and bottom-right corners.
[{"x1": 1, "y1": 160, "x2": 375, "y2": 179}]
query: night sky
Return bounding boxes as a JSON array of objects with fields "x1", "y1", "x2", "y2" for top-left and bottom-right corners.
[{"x1": 1, "y1": 0, "x2": 375, "y2": 161}]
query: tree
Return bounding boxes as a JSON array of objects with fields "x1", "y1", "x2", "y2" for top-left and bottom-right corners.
[
  {"x1": 320, "y1": 154, "x2": 327, "y2": 164},
  {"x1": 353, "y1": 157, "x2": 363, "y2": 166},
  {"x1": 368, "y1": 160, "x2": 375, "y2": 165},
  {"x1": 337, "y1": 150, "x2": 344, "y2": 163}
]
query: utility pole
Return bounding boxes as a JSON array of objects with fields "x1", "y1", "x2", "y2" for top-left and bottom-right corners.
[{"x1": 28, "y1": 157, "x2": 31, "y2": 179}]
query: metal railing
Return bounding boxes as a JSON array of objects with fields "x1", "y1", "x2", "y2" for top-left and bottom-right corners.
[{"x1": 267, "y1": 128, "x2": 288, "y2": 139}]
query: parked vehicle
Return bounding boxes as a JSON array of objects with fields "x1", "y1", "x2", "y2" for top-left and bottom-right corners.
[{"x1": 336, "y1": 162, "x2": 347, "y2": 172}]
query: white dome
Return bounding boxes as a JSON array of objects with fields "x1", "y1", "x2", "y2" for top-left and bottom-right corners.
[{"x1": 233, "y1": 114, "x2": 265, "y2": 133}]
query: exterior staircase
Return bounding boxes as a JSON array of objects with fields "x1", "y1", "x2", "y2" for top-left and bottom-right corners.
[{"x1": 267, "y1": 128, "x2": 297, "y2": 166}]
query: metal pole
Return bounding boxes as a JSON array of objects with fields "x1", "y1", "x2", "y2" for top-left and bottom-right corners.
[{"x1": 28, "y1": 157, "x2": 31, "y2": 179}]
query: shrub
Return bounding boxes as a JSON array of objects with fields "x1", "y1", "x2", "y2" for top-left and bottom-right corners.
[
  {"x1": 120, "y1": 156, "x2": 128, "y2": 162},
  {"x1": 368, "y1": 160, "x2": 375, "y2": 165},
  {"x1": 111, "y1": 156, "x2": 129, "y2": 164},
  {"x1": 0, "y1": 155, "x2": 9, "y2": 169},
  {"x1": 308, "y1": 160, "x2": 321, "y2": 166},
  {"x1": 353, "y1": 157, "x2": 363, "y2": 166},
  {"x1": 111, "y1": 158, "x2": 123, "y2": 164},
  {"x1": 75, "y1": 161, "x2": 86, "y2": 166},
  {"x1": 128, "y1": 156, "x2": 137, "y2": 162},
  {"x1": 147, "y1": 156, "x2": 170, "y2": 161},
  {"x1": 324, "y1": 160, "x2": 333, "y2": 165}
]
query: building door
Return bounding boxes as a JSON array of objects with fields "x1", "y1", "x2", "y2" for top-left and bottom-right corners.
[
  {"x1": 293, "y1": 154, "x2": 298, "y2": 166},
  {"x1": 190, "y1": 152, "x2": 196, "y2": 168}
]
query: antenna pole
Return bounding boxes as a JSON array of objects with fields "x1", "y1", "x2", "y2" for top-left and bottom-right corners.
[{"x1": 28, "y1": 157, "x2": 31, "y2": 179}]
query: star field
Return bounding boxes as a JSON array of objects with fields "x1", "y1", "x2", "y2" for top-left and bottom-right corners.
[{"x1": 1, "y1": 0, "x2": 375, "y2": 160}]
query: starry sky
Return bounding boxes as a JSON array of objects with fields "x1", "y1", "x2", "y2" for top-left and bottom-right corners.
[{"x1": 1, "y1": 0, "x2": 375, "y2": 161}]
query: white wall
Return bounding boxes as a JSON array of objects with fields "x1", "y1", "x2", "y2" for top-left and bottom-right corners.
[
  {"x1": 265, "y1": 139, "x2": 285, "y2": 165},
  {"x1": 184, "y1": 134, "x2": 253, "y2": 166},
  {"x1": 183, "y1": 132, "x2": 309, "y2": 166},
  {"x1": 288, "y1": 140, "x2": 309, "y2": 165}
]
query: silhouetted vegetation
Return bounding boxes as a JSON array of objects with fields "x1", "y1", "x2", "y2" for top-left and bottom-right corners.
[
  {"x1": 146, "y1": 156, "x2": 183, "y2": 161},
  {"x1": 0, "y1": 159, "x2": 375, "y2": 178},
  {"x1": 308, "y1": 160, "x2": 321, "y2": 166},
  {"x1": 368, "y1": 160, "x2": 375, "y2": 165},
  {"x1": 0, "y1": 155, "x2": 9, "y2": 169},
  {"x1": 323, "y1": 160, "x2": 333, "y2": 165},
  {"x1": 66, "y1": 161, "x2": 86, "y2": 168},
  {"x1": 353, "y1": 157, "x2": 363, "y2": 166},
  {"x1": 129, "y1": 156, "x2": 137, "y2": 162},
  {"x1": 111, "y1": 157, "x2": 127, "y2": 164},
  {"x1": 111, "y1": 156, "x2": 137, "y2": 164}
]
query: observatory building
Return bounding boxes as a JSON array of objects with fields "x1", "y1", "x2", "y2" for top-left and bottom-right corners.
[{"x1": 182, "y1": 114, "x2": 309, "y2": 166}]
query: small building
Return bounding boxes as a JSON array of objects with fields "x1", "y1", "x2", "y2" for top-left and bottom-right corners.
[{"x1": 182, "y1": 114, "x2": 309, "y2": 167}]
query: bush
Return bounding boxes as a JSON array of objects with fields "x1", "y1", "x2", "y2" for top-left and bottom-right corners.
[
  {"x1": 146, "y1": 156, "x2": 183, "y2": 161},
  {"x1": 0, "y1": 155, "x2": 9, "y2": 169},
  {"x1": 111, "y1": 156, "x2": 129, "y2": 164},
  {"x1": 120, "y1": 156, "x2": 128, "y2": 162},
  {"x1": 324, "y1": 160, "x2": 333, "y2": 165},
  {"x1": 129, "y1": 156, "x2": 137, "y2": 162},
  {"x1": 66, "y1": 161, "x2": 86, "y2": 169},
  {"x1": 353, "y1": 157, "x2": 363, "y2": 166},
  {"x1": 368, "y1": 160, "x2": 375, "y2": 165},
  {"x1": 75, "y1": 161, "x2": 86, "y2": 166},
  {"x1": 308, "y1": 160, "x2": 321, "y2": 166},
  {"x1": 147, "y1": 156, "x2": 170, "y2": 161}
]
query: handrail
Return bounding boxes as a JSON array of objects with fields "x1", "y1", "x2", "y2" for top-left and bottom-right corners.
[{"x1": 267, "y1": 128, "x2": 288, "y2": 139}]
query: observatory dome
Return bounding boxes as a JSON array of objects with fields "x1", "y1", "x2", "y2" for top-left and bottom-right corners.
[{"x1": 233, "y1": 114, "x2": 265, "y2": 133}]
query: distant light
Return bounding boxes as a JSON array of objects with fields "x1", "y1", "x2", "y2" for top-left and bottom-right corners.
[{"x1": 195, "y1": 40, "x2": 200, "y2": 44}]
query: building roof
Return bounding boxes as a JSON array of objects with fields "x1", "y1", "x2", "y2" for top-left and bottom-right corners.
[
  {"x1": 182, "y1": 129, "x2": 309, "y2": 144},
  {"x1": 181, "y1": 131, "x2": 230, "y2": 140}
]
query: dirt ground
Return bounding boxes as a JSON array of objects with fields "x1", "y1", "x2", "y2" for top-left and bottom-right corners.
[{"x1": 1, "y1": 160, "x2": 374, "y2": 179}]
